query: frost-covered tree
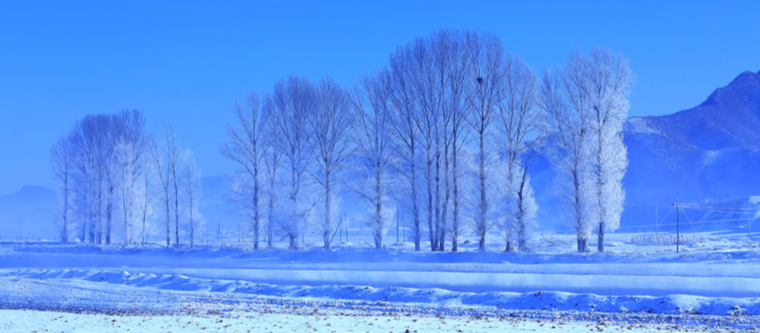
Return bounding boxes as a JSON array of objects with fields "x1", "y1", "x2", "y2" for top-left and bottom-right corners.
[
  {"x1": 52, "y1": 110, "x2": 151, "y2": 245},
  {"x1": 388, "y1": 48, "x2": 422, "y2": 251},
  {"x1": 262, "y1": 97, "x2": 283, "y2": 249},
  {"x1": 111, "y1": 110, "x2": 151, "y2": 245},
  {"x1": 512, "y1": 149, "x2": 539, "y2": 251},
  {"x1": 51, "y1": 136, "x2": 75, "y2": 243},
  {"x1": 539, "y1": 47, "x2": 633, "y2": 253},
  {"x1": 153, "y1": 123, "x2": 180, "y2": 247},
  {"x1": 136, "y1": 149, "x2": 156, "y2": 246},
  {"x1": 310, "y1": 77, "x2": 353, "y2": 251},
  {"x1": 465, "y1": 32, "x2": 504, "y2": 252},
  {"x1": 439, "y1": 31, "x2": 471, "y2": 252},
  {"x1": 221, "y1": 93, "x2": 267, "y2": 249},
  {"x1": 583, "y1": 47, "x2": 633, "y2": 252},
  {"x1": 76, "y1": 114, "x2": 112, "y2": 244},
  {"x1": 180, "y1": 150, "x2": 203, "y2": 248},
  {"x1": 269, "y1": 76, "x2": 316, "y2": 250},
  {"x1": 350, "y1": 71, "x2": 395, "y2": 250},
  {"x1": 406, "y1": 36, "x2": 442, "y2": 252},
  {"x1": 114, "y1": 141, "x2": 138, "y2": 245},
  {"x1": 539, "y1": 62, "x2": 595, "y2": 253},
  {"x1": 393, "y1": 30, "x2": 472, "y2": 252},
  {"x1": 495, "y1": 54, "x2": 539, "y2": 252}
]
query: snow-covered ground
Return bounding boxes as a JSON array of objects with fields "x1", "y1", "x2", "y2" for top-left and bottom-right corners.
[{"x1": 1, "y1": 230, "x2": 759, "y2": 331}]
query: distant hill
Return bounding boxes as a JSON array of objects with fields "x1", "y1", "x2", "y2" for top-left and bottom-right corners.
[
  {"x1": 0, "y1": 185, "x2": 57, "y2": 240},
  {"x1": 533, "y1": 70, "x2": 760, "y2": 232}
]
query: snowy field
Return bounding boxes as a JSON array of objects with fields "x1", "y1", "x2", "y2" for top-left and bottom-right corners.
[{"x1": 1, "y1": 230, "x2": 759, "y2": 331}]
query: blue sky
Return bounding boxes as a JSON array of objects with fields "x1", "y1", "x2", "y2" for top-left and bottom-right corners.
[{"x1": 0, "y1": 1, "x2": 758, "y2": 195}]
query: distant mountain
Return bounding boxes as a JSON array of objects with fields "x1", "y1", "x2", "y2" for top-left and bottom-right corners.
[
  {"x1": 533, "y1": 70, "x2": 760, "y2": 232},
  {"x1": 0, "y1": 185, "x2": 57, "y2": 240},
  {"x1": 625, "y1": 70, "x2": 760, "y2": 202}
]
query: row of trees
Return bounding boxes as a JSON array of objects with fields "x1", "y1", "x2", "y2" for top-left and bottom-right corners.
[
  {"x1": 50, "y1": 111, "x2": 203, "y2": 247},
  {"x1": 221, "y1": 30, "x2": 633, "y2": 253},
  {"x1": 50, "y1": 30, "x2": 632, "y2": 253}
]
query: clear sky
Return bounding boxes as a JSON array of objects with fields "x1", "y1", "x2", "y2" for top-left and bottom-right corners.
[{"x1": 0, "y1": 0, "x2": 758, "y2": 195}]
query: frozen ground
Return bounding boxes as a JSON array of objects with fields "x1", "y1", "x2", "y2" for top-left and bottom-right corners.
[
  {"x1": 0, "y1": 276, "x2": 754, "y2": 332},
  {"x1": 1, "y1": 230, "x2": 759, "y2": 331}
]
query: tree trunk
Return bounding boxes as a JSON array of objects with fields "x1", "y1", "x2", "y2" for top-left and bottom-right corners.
[
  {"x1": 577, "y1": 235, "x2": 589, "y2": 253},
  {"x1": 165, "y1": 189, "x2": 171, "y2": 247},
  {"x1": 505, "y1": 240, "x2": 515, "y2": 252},
  {"x1": 253, "y1": 165, "x2": 260, "y2": 250},
  {"x1": 174, "y1": 182, "x2": 179, "y2": 246},
  {"x1": 375, "y1": 168, "x2": 383, "y2": 250},
  {"x1": 106, "y1": 182, "x2": 113, "y2": 245},
  {"x1": 439, "y1": 141, "x2": 449, "y2": 253},
  {"x1": 451, "y1": 129, "x2": 460, "y2": 253},
  {"x1": 323, "y1": 171, "x2": 332, "y2": 251},
  {"x1": 267, "y1": 197, "x2": 274, "y2": 249},
  {"x1": 434, "y1": 148, "x2": 442, "y2": 252},
  {"x1": 426, "y1": 158, "x2": 435, "y2": 252},
  {"x1": 479, "y1": 128, "x2": 488, "y2": 252},
  {"x1": 62, "y1": 182, "x2": 69, "y2": 243},
  {"x1": 598, "y1": 222, "x2": 605, "y2": 253},
  {"x1": 189, "y1": 203, "x2": 194, "y2": 249},
  {"x1": 97, "y1": 181, "x2": 103, "y2": 244},
  {"x1": 517, "y1": 166, "x2": 530, "y2": 252},
  {"x1": 411, "y1": 142, "x2": 420, "y2": 252}
]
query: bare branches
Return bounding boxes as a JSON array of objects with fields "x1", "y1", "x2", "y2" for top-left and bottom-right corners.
[
  {"x1": 269, "y1": 76, "x2": 317, "y2": 251},
  {"x1": 221, "y1": 92, "x2": 267, "y2": 249},
  {"x1": 350, "y1": 70, "x2": 395, "y2": 250},
  {"x1": 311, "y1": 77, "x2": 354, "y2": 250}
]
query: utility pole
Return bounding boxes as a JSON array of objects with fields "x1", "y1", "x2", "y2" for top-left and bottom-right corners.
[
  {"x1": 655, "y1": 205, "x2": 659, "y2": 233},
  {"x1": 672, "y1": 199, "x2": 680, "y2": 253},
  {"x1": 396, "y1": 211, "x2": 400, "y2": 244},
  {"x1": 748, "y1": 199, "x2": 752, "y2": 237}
]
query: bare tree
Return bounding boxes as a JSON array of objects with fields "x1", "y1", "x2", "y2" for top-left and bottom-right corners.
[
  {"x1": 153, "y1": 123, "x2": 180, "y2": 247},
  {"x1": 513, "y1": 149, "x2": 539, "y2": 251},
  {"x1": 465, "y1": 32, "x2": 503, "y2": 252},
  {"x1": 70, "y1": 120, "x2": 95, "y2": 242},
  {"x1": 111, "y1": 110, "x2": 151, "y2": 245},
  {"x1": 310, "y1": 77, "x2": 354, "y2": 251},
  {"x1": 52, "y1": 111, "x2": 155, "y2": 246},
  {"x1": 495, "y1": 54, "x2": 539, "y2": 252},
  {"x1": 269, "y1": 76, "x2": 316, "y2": 250},
  {"x1": 137, "y1": 139, "x2": 156, "y2": 246},
  {"x1": 72, "y1": 114, "x2": 112, "y2": 244},
  {"x1": 351, "y1": 71, "x2": 395, "y2": 250},
  {"x1": 539, "y1": 61, "x2": 594, "y2": 253},
  {"x1": 221, "y1": 93, "x2": 267, "y2": 249},
  {"x1": 180, "y1": 150, "x2": 202, "y2": 248},
  {"x1": 406, "y1": 36, "x2": 443, "y2": 252},
  {"x1": 114, "y1": 141, "x2": 137, "y2": 245},
  {"x1": 262, "y1": 96, "x2": 283, "y2": 250},
  {"x1": 51, "y1": 136, "x2": 75, "y2": 243},
  {"x1": 388, "y1": 30, "x2": 475, "y2": 252},
  {"x1": 388, "y1": 48, "x2": 422, "y2": 251},
  {"x1": 440, "y1": 31, "x2": 471, "y2": 252}
]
